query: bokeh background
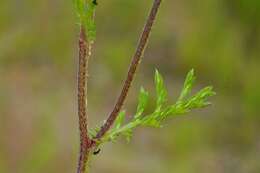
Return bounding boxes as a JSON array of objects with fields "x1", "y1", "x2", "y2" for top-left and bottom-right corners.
[{"x1": 0, "y1": 0, "x2": 260, "y2": 172}]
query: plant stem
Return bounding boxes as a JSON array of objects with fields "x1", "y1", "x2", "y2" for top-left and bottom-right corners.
[
  {"x1": 77, "y1": 25, "x2": 92, "y2": 173},
  {"x1": 95, "y1": 0, "x2": 162, "y2": 139}
]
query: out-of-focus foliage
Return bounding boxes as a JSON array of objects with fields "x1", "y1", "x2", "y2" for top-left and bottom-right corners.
[{"x1": 0, "y1": 0, "x2": 259, "y2": 173}]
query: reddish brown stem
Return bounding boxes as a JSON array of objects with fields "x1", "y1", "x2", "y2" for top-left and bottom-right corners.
[
  {"x1": 95, "y1": 0, "x2": 162, "y2": 139},
  {"x1": 77, "y1": 25, "x2": 92, "y2": 173}
]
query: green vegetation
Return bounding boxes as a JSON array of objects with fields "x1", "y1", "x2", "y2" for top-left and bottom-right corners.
[
  {"x1": 74, "y1": 0, "x2": 97, "y2": 41},
  {"x1": 74, "y1": 1, "x2": 215, "y2": 172},
  {"x1": 92, "y1": 70, "x2": 215, "y2": 145},
  {"x1": 0, "y1": 0, "x2": 259, "y2": 172}
]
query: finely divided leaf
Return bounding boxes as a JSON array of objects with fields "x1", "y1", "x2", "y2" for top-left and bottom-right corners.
[
  {"x1": 185, "y1": 86, "x2": 216, "y2": 109},
  {"x1": 155, "y1": 69, "x2": 167, "y2": 107},
  {"x1": 114, "y1": 111, "x2": 126, "y2": 129},
  {"x1": 178, "y1": 69, "x2": 196, "y2": 101},
  {"x1": 94, "y1": 69, "x2": 215, "y2": 145},
  {"x1": 135, "y1": 87, "x2": 149, "y2": 119}
]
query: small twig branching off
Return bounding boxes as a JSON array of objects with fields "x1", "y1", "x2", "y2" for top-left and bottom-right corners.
[{"x1": 95, "y1": 0, "x2": 162, "y2": 139}]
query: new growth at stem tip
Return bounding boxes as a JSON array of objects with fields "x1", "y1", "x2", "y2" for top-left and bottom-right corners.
[{"x1": 74, "y1": 0, "x2": 98, "y2": 41}]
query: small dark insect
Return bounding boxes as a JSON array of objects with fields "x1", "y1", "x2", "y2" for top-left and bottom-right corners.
[
  {"x1": 93, "y1": 148, "x2": 101, "y2": 155},
  {"x1": 92, "y1": 0, "x2": 98, "y2": 5}
]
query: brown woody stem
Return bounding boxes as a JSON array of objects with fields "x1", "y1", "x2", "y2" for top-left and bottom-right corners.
[
  {"x1": 77, "y1": 25, "x2": 93, "y2": 173},
  {"x1": 95, "y1": 0, "x2": 162, "y2": 139}
]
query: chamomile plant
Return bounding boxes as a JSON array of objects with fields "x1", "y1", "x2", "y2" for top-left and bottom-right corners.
[{"x1": 73, "y1": 0, "x2": 215, "y2": 172}]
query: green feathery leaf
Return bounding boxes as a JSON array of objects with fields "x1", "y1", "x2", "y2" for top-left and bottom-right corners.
[
  {"x1": 155, "y1": 69, "x2": 167, "y2": 108},
  {"x1": 90, "y1": 69, "x2": 215, "y2": 146},
  {"x1": 114, "y1": 111, "x2": 126, "y2": 130},
  {"x1": 135, "y1": 87, "x2": 149, "y2": 119},
  {"x1": 178, "y1": 69, "x2": 196, "y2": 101}
]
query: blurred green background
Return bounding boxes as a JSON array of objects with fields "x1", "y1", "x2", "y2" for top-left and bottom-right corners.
[{"x1": 0, "y1": 0, "x2": 260, "y2": 172}]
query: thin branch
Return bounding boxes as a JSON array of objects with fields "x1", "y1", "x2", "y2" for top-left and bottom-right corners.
[
  {"x1": 95, "y1": 0, "x2": 162, "y2": 139},
  {"x1": 77, "y1": 25, "x2": 93, "y2": 173}
]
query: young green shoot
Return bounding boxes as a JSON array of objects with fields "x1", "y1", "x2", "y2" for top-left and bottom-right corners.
[{"x1": 91, "y1": 69, "x2": 215, "y2": 147}]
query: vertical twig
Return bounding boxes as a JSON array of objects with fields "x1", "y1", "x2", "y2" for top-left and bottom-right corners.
[
  {"x1": 77, "y1": 25, "x2": 92, "y2": 173},
  {"x1": 95, "y1": 0, "x2": 162, "y2": 139}
]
